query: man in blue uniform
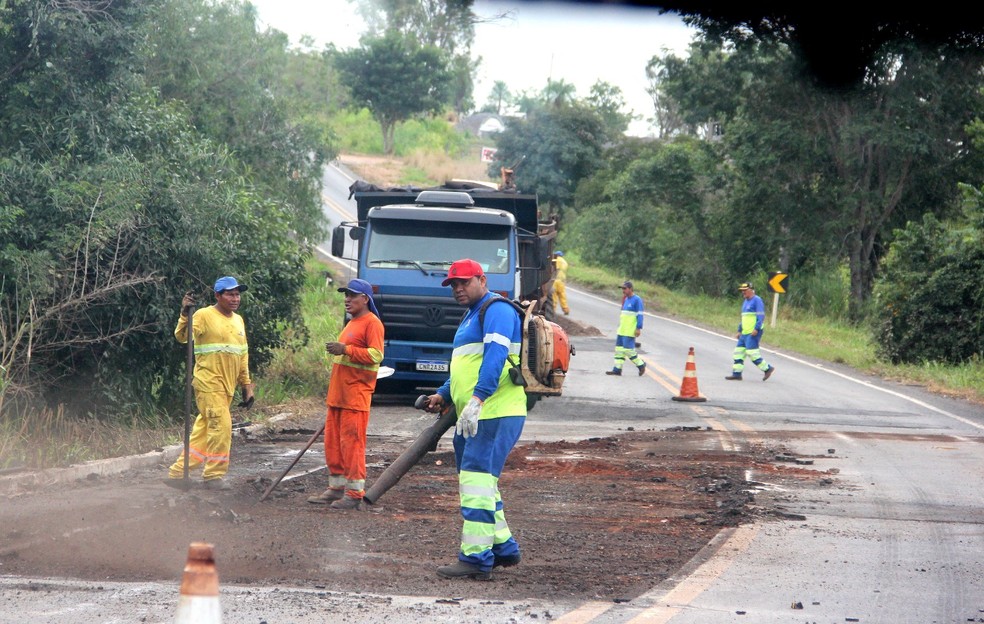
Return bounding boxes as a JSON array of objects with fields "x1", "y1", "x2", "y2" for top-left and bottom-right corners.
[
  {"x1": 725, "y1": 282, "x2": 775, "y2": 381},
  {"x1": 606, "y1": 280, "x2": 646, "y2": 376},
  {"x1": 424, "y1": 258, "x2": 526, "y2": 580}
]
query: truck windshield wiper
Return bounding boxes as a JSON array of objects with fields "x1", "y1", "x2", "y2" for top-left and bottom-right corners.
[{"x1": 370, "y1": 259, "x2": 429, "y2": 275}]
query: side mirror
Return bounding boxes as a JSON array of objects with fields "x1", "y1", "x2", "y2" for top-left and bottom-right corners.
[
  {"x1": 331, "y1": 226, "x2": 345, "y2": 257},
  {"x1": 349, "y1": 226, "x2": 365, "y2": 241}
]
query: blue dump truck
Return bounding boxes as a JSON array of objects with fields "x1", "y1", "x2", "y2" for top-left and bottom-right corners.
[{"x1": 331, "y1": 180, "x2": 562, "y2": 398}]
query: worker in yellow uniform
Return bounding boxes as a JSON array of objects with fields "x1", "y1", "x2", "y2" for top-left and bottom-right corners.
[
  {"x1": 552, "y1": 251, "x2": 570, "y2": 316},
  {"x1": 165, "y1": 276, "x2": 253, "y2": 490}
]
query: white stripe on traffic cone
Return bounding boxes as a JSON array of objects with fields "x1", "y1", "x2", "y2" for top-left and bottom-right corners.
[{"x1": 174, "y1": 542, "x2": 222, "y2": 623}]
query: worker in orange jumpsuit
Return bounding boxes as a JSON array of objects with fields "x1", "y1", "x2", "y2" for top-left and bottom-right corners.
[
  {"x1": 307, "y1": 278, "x2": 385, "y2": 510},
  {"x1": 166, "y1": 276, "x2": 253, "y2": 490}
]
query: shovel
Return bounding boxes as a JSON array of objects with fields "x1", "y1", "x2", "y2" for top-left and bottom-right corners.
[{"x1": 258, "y1": 366, "x2": 394, "y2": 501}]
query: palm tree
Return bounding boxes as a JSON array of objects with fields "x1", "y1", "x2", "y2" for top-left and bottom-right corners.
[{"x1": 488, "y1": 80, "x2": 511, "y2": 114}]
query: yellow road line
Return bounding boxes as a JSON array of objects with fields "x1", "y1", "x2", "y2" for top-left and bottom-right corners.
[
  {"x1": 552, "y1": 600, "x2": 617, "y2": 623},
  {"x1": 643, "y1": 358, "x2": 710, "y2": 402},
  {"x1": 322, "y1": 192, "x2": 355, "y2": 221},
  {"x1": 625, "y1": 524, "x2": 759, "y2": 623},
  {"x1": 639, "y1": 357, "x2": 682, "y2": 396}
]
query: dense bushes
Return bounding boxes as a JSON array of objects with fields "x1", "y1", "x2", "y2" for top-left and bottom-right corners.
[
  {"x1": 875, "y1": 201, "x2": 984, "y2": 364},
  {"x1": 0, "y1": 0, "x2": 322, "y2": 418}
]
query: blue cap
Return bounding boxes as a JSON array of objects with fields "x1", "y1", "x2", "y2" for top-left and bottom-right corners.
[
  {"x1": 554, "y1": 250, "x2": 564, "y2": 256},
  {"x1": 338, "y1": 278, "x2": 379, "y2": 316},
  {"x1": 214, "y1": 276, "x2": 247, "y2": 293}
]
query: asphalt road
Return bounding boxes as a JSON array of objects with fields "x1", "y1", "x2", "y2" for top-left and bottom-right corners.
[
  {"x1": 3, "y1": 167, "x2": 982, "y2": 623},
  {"x1": 545, "y1": 286, "x2": 984, "y2": 624}
]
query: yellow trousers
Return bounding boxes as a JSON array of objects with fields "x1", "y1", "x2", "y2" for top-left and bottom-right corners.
[
  {"x1": 553, "y1": 280, "x2": 570, "y2": 315},
  {"x1": 169, "y1": 390, "x2": 233, "y2": 481}
]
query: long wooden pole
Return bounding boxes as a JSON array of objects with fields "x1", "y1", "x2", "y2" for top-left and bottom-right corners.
[{"x1": 183, "y1": 303, "x2": 195, "y2": 482}]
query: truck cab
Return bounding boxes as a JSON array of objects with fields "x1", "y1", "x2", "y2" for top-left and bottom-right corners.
[{"x1": 331, "y1": 182, "x2": 556, "y2": 392}]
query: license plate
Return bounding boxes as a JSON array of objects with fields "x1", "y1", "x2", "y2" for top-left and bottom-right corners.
[{"x1": 415, "y1": 360, "x2": 449, "y2": 372}]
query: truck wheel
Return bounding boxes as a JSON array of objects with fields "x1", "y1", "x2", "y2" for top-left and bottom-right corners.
[{"x1": 526, "y1": 393, "x2": 541, "y2": 411}]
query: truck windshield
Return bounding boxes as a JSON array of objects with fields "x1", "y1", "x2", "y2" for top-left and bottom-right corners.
[{"x1": 366, "y1": 220, "x2": 512, "y2": 274}]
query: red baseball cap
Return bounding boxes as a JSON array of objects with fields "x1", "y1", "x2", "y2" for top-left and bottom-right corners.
[{"x1": 441, "y1": 258, "x2": 485, "y2": 287}]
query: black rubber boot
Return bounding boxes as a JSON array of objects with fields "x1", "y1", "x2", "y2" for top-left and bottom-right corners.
[
  {"x1": 493, "y1": 553, "x2": 521, "y2": 568},
  {"x1": 437, "y1": 561, "x2": 491, "y2": 580}
]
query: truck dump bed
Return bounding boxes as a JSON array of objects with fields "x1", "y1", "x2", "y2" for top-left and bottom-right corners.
[{"x1": 350, "y1": 180, "x2": 542, "y2": 233}]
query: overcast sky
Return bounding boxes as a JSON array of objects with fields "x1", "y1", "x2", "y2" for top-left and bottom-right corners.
[{"x1": 249, "y1": 0, "x2": 697, "y2": 136}]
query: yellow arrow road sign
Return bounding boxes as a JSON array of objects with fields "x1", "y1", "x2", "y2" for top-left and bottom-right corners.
[{"x1": 767, "y1": 272, "x2": 788, "y2": 294}]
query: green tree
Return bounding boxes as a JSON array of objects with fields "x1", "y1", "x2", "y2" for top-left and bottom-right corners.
[
  {"x1": 874, "y1": 118, "x2": 984, "y2": 363},
  {"x1": 657, "y1": 36, "x2": 984, "y2": 315},
  {"x1": 357, "y1": 0, "x2": 475, "y2": 53},
  {"x1": 645, "y1": 54, "x2": 689, "y2": 139},
  {"x1": 489, "y1": 106, "x2": 606, "y2": 214},
  {"x1": 449, "y1": 52, "x2": 477, "y2": 115},
  {"x1": 333, "y1": 31, "x2": 453, "y2": 154},
  {"x1": 484, "y1": 80, "x2": 510, "y2": 115},
  {"x1": 357, "y1": 0, "x2": 477, "y2": 116},
  {"x1": 585, "y1": 80, "x2": 634, "y2": 138},
  {"x1": 570, "y1": 138, "x2": 727, "y2": 289},
  {"x1": 142, "y1": 0, "x2": 332, "y2": 245},
  {"x1": 543, "y1": 78, "x2": 577, "y2": 107},
  {"x1": 513, "y1": 88, "x2": 542, "y2": 114},
  {"x1": 0, "y1": 0, "x2": 308, "y2": 417},
  {"x1": 875, "y1": 203, "x2": 984, "y2": 364}
]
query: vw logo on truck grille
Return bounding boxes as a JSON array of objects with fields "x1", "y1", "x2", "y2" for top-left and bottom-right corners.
[{"x1": 424, "y1": 306, "x2": 445, "y2": 327}]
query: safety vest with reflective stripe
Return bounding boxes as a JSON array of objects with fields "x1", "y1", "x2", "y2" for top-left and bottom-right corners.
[
  {"x1": 739, "y1": 295, "x2": 766, "y2": 335},
  {"x1": 175, "y1": 305, "x2": 251, "y2": 397},
  {"x1": 439, "y1": 292, "x2": 526, "y2": 419},
  {"x1": 326, "y1": 312, "x2": 385, "y2": 412},
  {"x1": 617, "y1": 294, "x2": 644, "y2": 337}
]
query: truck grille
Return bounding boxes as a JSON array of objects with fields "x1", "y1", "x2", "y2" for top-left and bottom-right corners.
[{"x1": 375, "y1": 294, "x2": 462, "y2": 343}]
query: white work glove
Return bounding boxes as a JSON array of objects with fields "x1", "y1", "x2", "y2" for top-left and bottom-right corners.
[{"x1": 456, "y1": 396, "x2": 482, "y2": 438}]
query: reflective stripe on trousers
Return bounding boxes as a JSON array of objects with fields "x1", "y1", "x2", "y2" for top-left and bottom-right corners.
[
  {"x1": 732, "y1": 332, "x2": 770, "y2": 373},
  {"x1": 169, "y1": 390, "x2": 233, "y2": 480},
  {"x1": 453, "y1": 416, "x2": 525, "y2": 571},
  {"x1": 325, "y1": 406, "x2": 369, "y2": 495}
]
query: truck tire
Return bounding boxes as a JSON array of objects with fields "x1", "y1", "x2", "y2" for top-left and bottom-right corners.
[{"x1": 541, "y1": 292, "x2": 556, "y2": 322}]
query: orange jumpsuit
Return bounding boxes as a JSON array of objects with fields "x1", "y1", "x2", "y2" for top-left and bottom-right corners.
[
  {"x1": 324, "y1": 313, "x2": 385, "y2": 500},
  {"x1": 169, "y1": 306, "x2": 251, "y2": 481}
]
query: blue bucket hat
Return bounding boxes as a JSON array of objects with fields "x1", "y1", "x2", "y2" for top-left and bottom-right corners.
[
  {"x1": 214, "y1": 276, "x2": 247, "y2": 293},
  {"x1": 554, "y1": 250, "x2": 564, "y2": 256},
  {"x1": 338, "y1": 278, "x2": 379, "y2": 316}
]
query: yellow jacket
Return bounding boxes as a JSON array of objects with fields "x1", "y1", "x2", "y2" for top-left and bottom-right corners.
[
  {"x1": 553, "y1": 255, "x2": 568, "y2": 282},
  {"x1": 175, "y1": 306, "x2": 251, "y2": 397}
]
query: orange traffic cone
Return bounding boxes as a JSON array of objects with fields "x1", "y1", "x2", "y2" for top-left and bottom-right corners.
[
  {"x1": 672, "y1": 347, "x2": 707, "y2": 402},
  {"x1": 174, "y1": 542, "x2": 221, "y2": 623}
]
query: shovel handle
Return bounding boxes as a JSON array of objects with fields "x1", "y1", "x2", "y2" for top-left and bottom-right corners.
[{"x1": 259, "y1": 423, "x2": 325, "y2": 502}]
